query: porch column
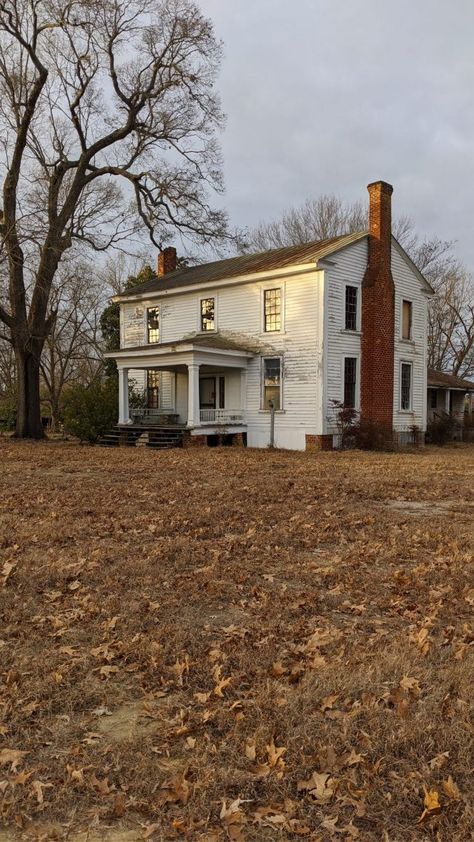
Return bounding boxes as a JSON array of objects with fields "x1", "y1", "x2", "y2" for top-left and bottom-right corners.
[
  {"x1": 187, "y1": 363, "x2": 201, "y2": 427},
  {"x1": 445, "y1": 389, "x2": 450, "y2": 414},
  {"x1": 240, "y1": 367, "x2": 247, "y2": 419},
  {"x1": 118, "y1": 367, "x2": 130, "y2": 424}
]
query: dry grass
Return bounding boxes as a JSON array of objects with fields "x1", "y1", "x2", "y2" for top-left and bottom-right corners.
[{"x1": 0, "y1": 440, "x2": 473, "y2": 841}]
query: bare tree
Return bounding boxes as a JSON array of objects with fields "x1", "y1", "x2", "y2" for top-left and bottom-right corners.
[
  {"x1": 0, "y1": 0, "x2": 228, "y2": 437},
  {"x1": 243, "y1": 195, "x2": 366, "y2": 252},
  {"x1": 40, "y1": 260, "x2": 108, "y2": 429}
]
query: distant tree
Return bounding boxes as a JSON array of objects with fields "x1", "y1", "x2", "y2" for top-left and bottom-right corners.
[{"x1": 0, "y1": 0, "x2": 228, "y2": 438}]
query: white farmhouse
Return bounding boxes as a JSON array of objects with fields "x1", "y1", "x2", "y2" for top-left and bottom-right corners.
[{"x1": 106, "y1": 181, "x2": 433, "y2": 450}]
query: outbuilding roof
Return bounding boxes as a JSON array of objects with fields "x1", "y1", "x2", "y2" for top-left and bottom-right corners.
[{"x1": 427, "y1": 368, "x2": 474, "y2": 391}]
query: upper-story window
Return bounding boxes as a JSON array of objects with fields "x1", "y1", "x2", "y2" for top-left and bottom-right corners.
[
  {"x1": 264, "y1": 288, "x2": 281, "y2": 332},
  {"x1": 147, "y1": 307, "x2": 160, "y2": 343},
  {"x1": 200, "y1": 298, "x2": 215, "y2": 331},
  {"x1": 345, "y1": 285, "x2": 358, "y2": 331},
  {"x1": 402, "y1": 300, "x2": 413, "y2": 340}
]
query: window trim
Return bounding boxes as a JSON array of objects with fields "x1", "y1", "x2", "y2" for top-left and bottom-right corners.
[
  {"x1": 343, "y1": 283, "x2": 360, "y2": 332},
  {"x1": 342, "y1": 354, "x2": 360, "y2": 410},
  {"x1": 260, "y1": 355, "x2": 283, "y2": 411},
  {"x1": 261, "y1": 284, "x2": 284, "y2": 334},
  {"x1": 400, "y1": 361, "x2": 413, "y2": 411},
  {"x1": 401, "y1": 298, "x2": 413, "y2": 341},
  {"x1": 198, "y1": 294, "x2": 217, "y2": 333},
  {"x1": 146, "y1": 305, "x2": 161, "y2": 344}
]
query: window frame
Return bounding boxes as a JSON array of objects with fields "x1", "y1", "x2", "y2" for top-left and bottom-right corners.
[
  {"x1": 401, "y1": 299, "x2": 413, "y2": 341},
  {"x1": 342, "y1": 355, "x2": 360, "y2": 410},
  {"x1": 262, "y1": 285, "x2": 283, "y2": 334},
  {"x1": 400, "y1": 361, "x2": 413, "y2": 411},
  {"x1": 199, "y1": 296, "x2": 216, "y2": 333},
  {"x1": 261, "y1": 356, "x2": 283, "y2": 411},
  {"x1": 146, "y1": 306, "x2": 160, "y2": 344},
  {"x1": 344, "y1": 283, "x2": 360, "y2": 332}
]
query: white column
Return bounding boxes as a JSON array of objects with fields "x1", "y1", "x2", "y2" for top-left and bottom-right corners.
[
  {"x1": 187, "y1": 363, "x2": 201, "y2": 427},
  {"x1": 445, "y1": 389, "x2": 450, "y2": 414},
  {"x1": 240, "y1": 367, "x2": 247, "y2": 420},
  {"x1": 118, "y1": 367, "x2": 130, "y2": 424}
]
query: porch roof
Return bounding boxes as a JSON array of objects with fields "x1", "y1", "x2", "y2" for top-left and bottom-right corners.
[
  {"x1": 428, "y1": 368, "x2": 474, "y2": 392},
  {"x1": 106, "y1": 333, "x2": 255, "y2": 369}
]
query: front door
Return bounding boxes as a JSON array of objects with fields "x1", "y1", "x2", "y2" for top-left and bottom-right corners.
[{"x1": 199, "y1": 377, "x2": 216, "y2": 409}]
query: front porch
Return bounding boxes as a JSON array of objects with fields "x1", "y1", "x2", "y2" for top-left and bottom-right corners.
[{"x1": 108, "y1": 336, "x2": 253, "y2": 435}]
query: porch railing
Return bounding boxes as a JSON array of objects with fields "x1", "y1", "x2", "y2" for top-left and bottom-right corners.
[{"x1": 200, "y1": 408, "x2": 245, "y2": 425}]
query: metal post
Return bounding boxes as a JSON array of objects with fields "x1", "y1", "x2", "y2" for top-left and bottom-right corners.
[{"x1": 269, "y1": 399, "x2": 275, "y2": 448}]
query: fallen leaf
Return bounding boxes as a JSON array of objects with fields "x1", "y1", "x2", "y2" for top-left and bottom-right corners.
[{"x1": 442, "y1": 775, "x2": 460, "y2": 801}]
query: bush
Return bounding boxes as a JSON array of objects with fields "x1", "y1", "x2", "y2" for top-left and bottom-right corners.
[
  {"x1": 332, "y1": 401, "x2": 396, "y2": 451},
  {"x1": 62, "y1": 379, "x2": 118, "y2": 443},
  {"x1": 426, "y1": 412, "x2": 459, "y2": 446},
  {"x1": 352, "y1": 417, "x2": 396, "y2": 451}
]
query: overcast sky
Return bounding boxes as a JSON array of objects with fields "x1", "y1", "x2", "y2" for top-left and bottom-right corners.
[{"x1": 199, "y1": 0, "x2": 474, "y2": 267}]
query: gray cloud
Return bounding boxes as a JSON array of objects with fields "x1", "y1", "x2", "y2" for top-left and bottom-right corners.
[{"x1": 199, "y1": 0, "x2": 474, "y2": 265}]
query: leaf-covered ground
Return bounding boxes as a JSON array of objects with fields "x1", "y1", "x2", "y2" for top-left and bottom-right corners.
[{"x1": 0, "y1": 440, "x2": 473, "y2": 841}]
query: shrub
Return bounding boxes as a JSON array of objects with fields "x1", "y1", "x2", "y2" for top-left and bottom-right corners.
[
  {"x1": 426, "y1": 412, "x2": 459, "y2": 446},
  {"x1": 62, "y1": 379, "x2": 118, "y2": 443},
  {"x1": 352, "y1": 417, "x2": 396, "y2": 451}
]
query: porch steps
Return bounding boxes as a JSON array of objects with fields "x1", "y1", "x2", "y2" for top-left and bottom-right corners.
[{"x1": 97, "y1": 424, "x2": 185, "y2": 450}]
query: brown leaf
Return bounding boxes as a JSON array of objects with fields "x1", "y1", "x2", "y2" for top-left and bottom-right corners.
[
  {"x1": 442, "y1": 775, "x2": 461, "y2": 801},
  {"x1": 0, "y1": 749, "x2": 27, "y2": 771},
  {"x1": 31, "y1": 779, "x2": 53, "y2": 804},
  {"x1": 297, "y1": 771, "x2": 335, "y2": 803}
]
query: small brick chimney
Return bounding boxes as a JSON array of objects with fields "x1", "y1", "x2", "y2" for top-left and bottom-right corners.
[
  {"x1": 157, "y1": 246, "x2": 177, "y2": 277},
  {"x1": 360, "y1": 181, "x2": 395, "y2": 428}
]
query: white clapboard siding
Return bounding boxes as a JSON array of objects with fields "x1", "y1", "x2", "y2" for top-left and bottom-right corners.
[
  {"x1": 391, "y1": 245, "x2": 428, "y2": 431},
  {"x1": 325, "y1": 238, "x2": 367, "y2": 431}
]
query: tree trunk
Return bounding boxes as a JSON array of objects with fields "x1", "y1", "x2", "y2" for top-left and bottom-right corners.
[{"x1": 14, "y1": 346, "x2": 45, "y2": 439}]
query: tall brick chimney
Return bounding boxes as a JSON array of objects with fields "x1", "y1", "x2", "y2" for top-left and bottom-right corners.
[
  {"x1": 360, "y1": 181, "x2": 395, "y2": 428},
  {"x1": 157, "y1": 246, "x2": 177, "y2": 277}
]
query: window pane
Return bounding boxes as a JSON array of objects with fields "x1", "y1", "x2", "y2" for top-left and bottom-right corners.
[
  {"x1": 345, "y1": 286, "x2": 358, "y2": 331},
  {"x1": 263, "y1": 358, "x2": 281, "y2": 410},
  {"x1": 147, "y1": 307, "x2": 160, "y2": 343},
  {"x1": 401, "y1": 363, "x2": 411, "y2": 409},
  {"x1": 344, "y1": 357, "x2": 357, "y2": 408},
  {"x1": 402, "y1": 301, "x2": 412, "y2": 339},
  {"x1": 430, "y1": 389, "x2": 437, "y2": 409},
  {"x1": 264, "y1": 288, "x2": 281, "y2": 332},
  {"x1": 201, "y1": 298, "x2": 215, "y2": 331}
]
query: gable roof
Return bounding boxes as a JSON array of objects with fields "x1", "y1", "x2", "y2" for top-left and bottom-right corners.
[
  {"x1": 115, "y1": 232, "x2": 368, "y2": 299},
  {"x1": 428, "y1": 368, "x2": 474, "y2": 391}
]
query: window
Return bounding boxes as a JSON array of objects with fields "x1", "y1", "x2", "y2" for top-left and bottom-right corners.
[
  {"x1": 344, "y1": 357, "x2": 357, "y2": 408},
  {"x1": 401, "y1": 363, "x2": 412, "y2": 410},
  {"x1": 345, "y1": 285, "x2": 358, "y2": 331},
  {"x1": 262, "y1": 357, "x2": 282, "y2": 410},
  {"x1": 429, "y1": 389, "x2": 437, "y2": 409},
  {"x1": 200, "y1": 298, "x2": 215, "y2": 331},
  {"x1": 264, "y1": 288, "x2": 281, "y2": 332},
  {"x1": 147, "y1": 307, "x2": 160, "y2": 343},
  {"x1": 147, "y1": 370, "x2": 160, "y2": 409},
  {"x1": 402, "y1": 300, "x2": 412, "y2": 340}
]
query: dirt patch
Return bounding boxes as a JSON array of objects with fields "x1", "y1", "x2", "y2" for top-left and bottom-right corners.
[
  {"x1": 95, "y1": 698, "x2": 170, "y2": 742},
  {"x1": 387, "y1": 499, "x2": 474, "y2": 516}
]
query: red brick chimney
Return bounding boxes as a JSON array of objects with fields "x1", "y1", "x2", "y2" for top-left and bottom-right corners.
[
  {"x1": 360, "y1": 181, "x2": 395, "y2": 428},
  {"x1": 157, "y1": 246, "x2": 177, "y2": 277}
]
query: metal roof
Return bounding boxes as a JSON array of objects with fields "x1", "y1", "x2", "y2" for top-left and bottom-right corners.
[
  {"x1": 427, "y1": 368, "x2": 474, "y2": 391},
  {"x1": 116, "y1": 232, "x2": 368, "y2": 299}
]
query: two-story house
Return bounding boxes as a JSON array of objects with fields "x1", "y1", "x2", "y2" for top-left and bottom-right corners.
[{"x1": 107, "y1": 181, "x2": 433, "y2": 450}]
